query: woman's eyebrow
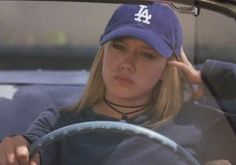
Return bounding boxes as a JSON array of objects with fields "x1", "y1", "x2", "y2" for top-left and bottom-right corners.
[
  {"x1": 141, "y1": 46, "x2": 155, "y2": 51},
  {"x1": 111, "y1": 38, "x2": 156, "y2": 52},
  {"x1": 111, "y1": 38, "x2": 125, "y2": 43},
  {"x1": 140, "y1": 45, "x2": 156, "y2": 53}
]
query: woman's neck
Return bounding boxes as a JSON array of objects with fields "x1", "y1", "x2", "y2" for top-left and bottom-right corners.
[
  {"x1": 105, "y1": 92, "x2": 151, "y2": 107},
  {"x1": 93, "y1": 96, "x2": 151, "y2": 120}
]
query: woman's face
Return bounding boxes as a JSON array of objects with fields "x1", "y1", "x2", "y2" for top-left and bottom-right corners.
[{"x1": 102, "y1": 37, "x2": 167, "y2": 104}]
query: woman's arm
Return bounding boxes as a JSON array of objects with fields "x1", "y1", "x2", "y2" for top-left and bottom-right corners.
[
  {"x1": 0, "y1": 107, "x2": 59, "y2": 165},
  {"x1": 169, "y1": 47, "x2": 236, "y2": 99},
  {"x1": 24, "y1": 107, "x2": 59, "y2": 142},
  {"x1": 201, "y1": 59, "x2": 236, "y2": 99}
]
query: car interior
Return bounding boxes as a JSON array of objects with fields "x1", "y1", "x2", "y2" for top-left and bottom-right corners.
[{"x1": 0, "y1": 0, "x2": 235, "y2": 156}]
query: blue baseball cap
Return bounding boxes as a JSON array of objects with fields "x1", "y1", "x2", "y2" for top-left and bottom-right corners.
[{"x1": 100, "y1": 3, "x2": 183, "y2": 58}]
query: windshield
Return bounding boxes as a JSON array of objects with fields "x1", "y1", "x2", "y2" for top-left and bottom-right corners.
[{"x1": 0, "y1": 1, "x2": 235, "y2": 69}]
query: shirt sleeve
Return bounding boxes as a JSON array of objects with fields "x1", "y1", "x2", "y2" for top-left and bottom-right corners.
[
  {"x1": 201, "y1": 59, "x2": 236, "y2": 99},
  {"x1": 23, "y1": 107, "x2": 60, "y2": 143}
]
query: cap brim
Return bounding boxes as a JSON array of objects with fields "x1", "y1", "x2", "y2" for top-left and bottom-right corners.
[{"x1": 100, "y1": 26, "x2": 173, "y2": 58}]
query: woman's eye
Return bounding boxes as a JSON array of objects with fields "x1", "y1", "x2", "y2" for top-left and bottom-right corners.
[
  {"x1": 141, "y1": 52, "x2": 155, "y2": 59},
  {"x1": 111, "y1": 43, "x2": 125, "y2": 51}
]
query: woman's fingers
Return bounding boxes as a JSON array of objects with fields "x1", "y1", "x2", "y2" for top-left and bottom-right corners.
[
  {"x1": 14, "y1": 136, "x2": 30, "y2": 165},
  {"x1": 4, "y1": 137, "x2": 20, "y2": 165},
  {"x1": 169, "y1": 60, "x2": 190, "y2": 72},
  {"x1": 180, "y1": 46, "x2": 193, "y2": 66},
  {"x1": 29, "y1": 153, "x2": 40, "y2": 165},
  {"x1": 169, "y1": 60, "x2": 202, "y2": 84},
  {"x1": 15, "y1": 145, "x2": 29, "y2": 165},
  {"x1": 0, "y1": 135, "x2": 32, "y2": 165}
]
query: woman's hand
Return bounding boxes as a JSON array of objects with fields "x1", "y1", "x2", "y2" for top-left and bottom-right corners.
[
  {"x1": 0, "y1": 135, "x2": 40, "y2": 165},
  {"x1": 168, "y1": 46, "x2": 202, "y2": 84},
  {"x1": 168, "y1": 46, "x2": 205, "y2": 100}
]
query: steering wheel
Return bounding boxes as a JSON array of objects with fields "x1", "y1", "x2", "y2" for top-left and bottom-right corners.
[{"x1": 29, "y1": 121, "x2": 200, "y2": 165}]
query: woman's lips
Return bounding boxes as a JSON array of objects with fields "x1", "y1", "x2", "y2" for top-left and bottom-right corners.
[{"x1": 114, "y1": 76, "x2": 134, "y2": 85}]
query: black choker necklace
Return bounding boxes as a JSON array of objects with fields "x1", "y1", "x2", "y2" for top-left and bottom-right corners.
[{"x1": 103, "y1": 97, "x2": 149, "y2": 120}]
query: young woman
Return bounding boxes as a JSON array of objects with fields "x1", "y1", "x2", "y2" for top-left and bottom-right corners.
[{"x1": 0, "y1": 3, "x2": 235, "y2": 165}]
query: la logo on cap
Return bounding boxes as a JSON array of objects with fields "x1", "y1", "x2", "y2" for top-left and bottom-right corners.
[{"x1": 134, "y1": 5, "x2": 152, "y2": 24}]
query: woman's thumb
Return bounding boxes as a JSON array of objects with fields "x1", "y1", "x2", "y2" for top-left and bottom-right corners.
[{"x1": 30, "y1": 153, "x2": 40, "y2": 165}]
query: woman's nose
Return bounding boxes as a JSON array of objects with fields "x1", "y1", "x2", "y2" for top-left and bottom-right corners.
[{"x1": 119, "y1": 54, "x2": 136, "y2": 72}]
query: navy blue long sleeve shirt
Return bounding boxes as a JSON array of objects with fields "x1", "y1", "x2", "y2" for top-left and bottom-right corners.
[{"x1": 25, "y1": 102, "x2": 236, "y2": 165}]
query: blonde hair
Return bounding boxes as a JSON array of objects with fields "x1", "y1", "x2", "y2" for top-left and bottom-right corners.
[
  {"x1": 71, "y1": 46, "x2": 185, "y2": 127},
  {"x1": 148, "y1": 56, "x2": 184, "y2": 126}
]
